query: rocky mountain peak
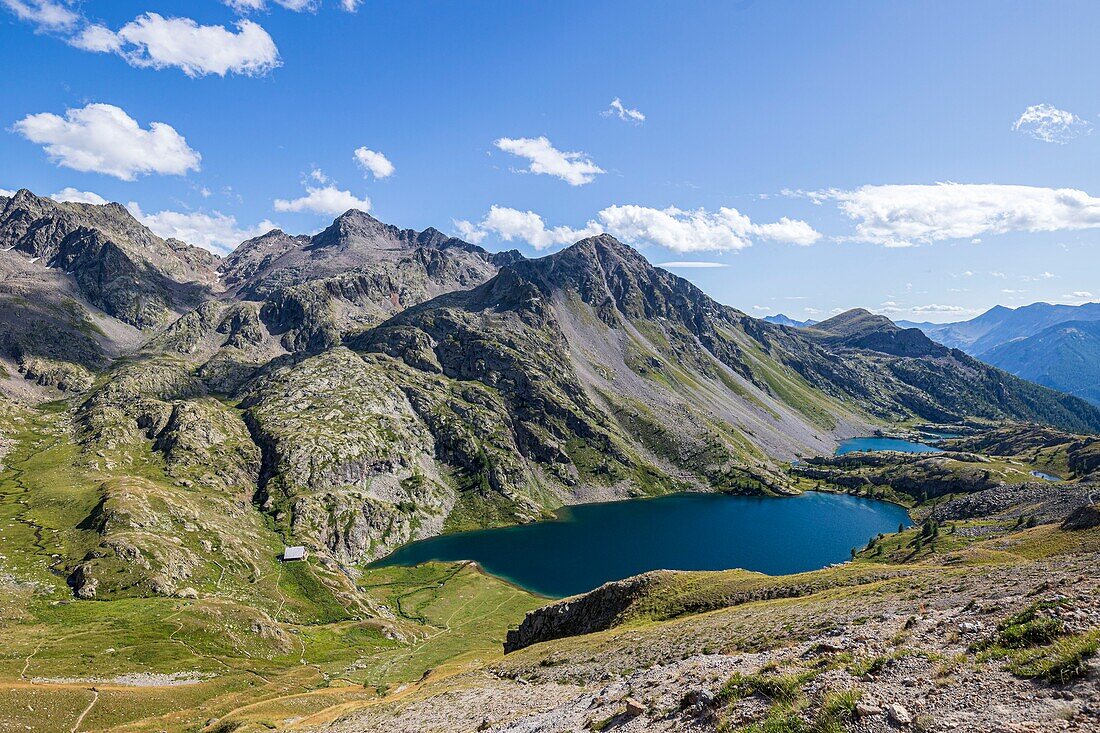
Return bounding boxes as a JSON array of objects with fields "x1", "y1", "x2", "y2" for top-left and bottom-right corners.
[
  {"x1": 0, "y1": 189, "x2": 221, "y2": 329},
  {"x1": 812, "y1": 308, "x2": 946, "y2": 358}
]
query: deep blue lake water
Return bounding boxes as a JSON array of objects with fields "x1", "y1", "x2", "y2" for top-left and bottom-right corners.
[
  {"x1": 836, "y1": 437, "x2": 942, "y2": 456},
  {"x1": 371, "y1": 492, "x2": 911, "y2": 598}
]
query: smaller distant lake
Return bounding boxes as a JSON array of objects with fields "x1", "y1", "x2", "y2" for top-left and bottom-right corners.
[
  {"x1": 371, "y1": 492, "x2": 911, "y2": 599},
  {"x1": 1030, "y1": 470, "x2": 1063, "y2": 482},
  {"x1": 836, "y1": 437, "x2": 943, "y2": 456}
]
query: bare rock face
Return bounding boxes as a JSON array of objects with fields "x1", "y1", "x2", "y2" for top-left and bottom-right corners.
[
  {"x1": 0, "y1": 189, "x2": 220, "y2": 329},
  {"x1": 0, "y1": 190, "x2": 216, "y2": 400},
  {"x1": 220, "y1": 211, "x2": 509, "y2": 301},
  {"x1": 217, "y1": 210, "x2": 515, "y2": 354},
  {"x1": 242, "y1": 348, "x2": 457, "y2": 563}
]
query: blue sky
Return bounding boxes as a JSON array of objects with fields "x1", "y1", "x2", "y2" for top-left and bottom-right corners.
[{"x1": 2, "y1": 0, "x2": 1099, "y2": 323}]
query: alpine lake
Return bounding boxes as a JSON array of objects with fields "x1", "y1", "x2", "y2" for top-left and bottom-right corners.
[{"x1": 372, "y1": 486, "x2": 912, "y2": 598}]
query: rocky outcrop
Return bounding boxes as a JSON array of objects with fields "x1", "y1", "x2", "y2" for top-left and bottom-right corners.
[
  {"x1": 67, "y1": 475, "x2": 272, "y2": 599},
  {"x1": 505, "y1": 574, "x2": 666, "y2": 653},
  {"x1": 505, "y1": 566, "x2": 908, "y2": 653},
  {"x1": 937, "y1": 483, "x2": 1098, "y2": 525},
  {"x1": 1062, "y1": 504, "x2": 1100, "y2": 530},
  {"x1": 241, "y1": 348, "x2": 457, "y2": 563},
  {"x1": 15, "y1": 355, "x2": 94, "y2": 393}
]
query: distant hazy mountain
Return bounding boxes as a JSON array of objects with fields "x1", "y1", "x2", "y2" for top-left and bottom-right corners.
[
  {"x1": 764, "y1": 313, "x2": 817, "y2": 328},
  {"x1": 899, "y1": 302, "x2": 1100, "y2": 406},
  {"x1": 900, "y1": 302, "x2": 1100, "y2": 355},
  {"x1": 981, "y1": 320, "x2": 1100, "y2": 406}
]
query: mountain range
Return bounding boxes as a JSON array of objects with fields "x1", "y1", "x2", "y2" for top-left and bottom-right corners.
[
  {"x1": 763, "y1": 313, "x2": 817, "y2": 328},
  {"x1": 901, "y1": 302, "x2": 1100, "y2": 406},
  {"x1": 2, "y1": 187, "x2": 1100, "y2": 585},
  {"x1": 1, "y1": 188, "x2": 1098, "y2": 731}
]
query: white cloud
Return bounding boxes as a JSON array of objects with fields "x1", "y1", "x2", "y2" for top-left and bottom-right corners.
[
  {"x1": 50, "y1": 187, "x2": 107, "y2": 205},
  {"x1": 1013, "y1": 103, "x2": 1091, "y2": 144},
  {"x1": 13, "y1": 103, "x2": 201, "y2": 181},
  {"x1": 656, "y1": 261, "x2": 730, "y2": 268},
  {"x1": 72, "y1": 14, "x2": 280, "y2": 78},
  {"x1": 126, "y1": 201, "x2": 276, "y2": 253},
  {"x1": 452, "y1": 219, "x2": 486, "y2": 244},
  {"x1": 459, "y1": 204, "x2": 820, "y2": 253},
  {"x1": 603, "y1": 97, "x2": 645, "y2": 124},
  {"x1": 0, "y1": 188, "x2": 15, "y2": 197},
  {"x1": 69, "y1": 23, "x2": 121, "y2": 52},
  {"x1": 910, "y1": 304, "x2": 969, "y2": 314},
  {"x1": 274, "y1": 185, "x2": 371, "y2": 216},
  {"x1": 820, "y1": 183, "x2": 1100, "y2": 246},
  {"x1": 224, "y1": 0, "x2": 317, "y2": 11},
  {"x1": 598, "y1": 205, "x2": 821, "y2": 252},
  {"x1": 494, "y1": 136, "x2": 604, "y2": 186},
  {"x1": 0, "y1": 0, "x2": 78, "y2": 31},
  {"x1": 354, "y1": 147, "x2": 394, "y2": 179},
  {"x1": 470, "y1": 206, "x2": 602, "y2": 250},
  {"x1": 341, "y1": 0, "x2": 362, "y2": 10},
  {"x1": 1066, "y1": 291, "x2": 1093, "y2": 299}
]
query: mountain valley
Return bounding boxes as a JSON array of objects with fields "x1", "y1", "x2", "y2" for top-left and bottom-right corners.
[{"x1": 0, "y1": 189, "x2": 1096, "y2": 732}]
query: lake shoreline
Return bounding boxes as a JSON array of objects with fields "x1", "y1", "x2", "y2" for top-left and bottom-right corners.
[{"x1": 370, "y1": 490, "x2": 911, "y2": 598}]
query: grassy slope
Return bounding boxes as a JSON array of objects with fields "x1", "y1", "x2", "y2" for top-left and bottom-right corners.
[
  {"x1": 2, "y1": 392, "x2": 1096, "y2": 731},
  {"x1": 488, "y1": 522, "x2": 1099, "y2": 722},
  {"x1": 0, "y1": 402, "x2": 542, "y2": 733}
]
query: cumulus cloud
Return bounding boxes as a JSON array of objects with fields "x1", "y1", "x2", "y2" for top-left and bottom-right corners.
[
  {"x1": 50, "y1": 187, "x2": 107, "y2": 205},
  {"x1": 127, "y1": 201, "x2": 276, "y2": 253},
  {"x1": 1013, "y1": 104, "x2": 1091, "y2": 144},
  {"x1": 656, "y1": 261, "x2": 730, "y2": 268},
  {"x1": 274, "y1": 185, "x2": 370, "y2": 215},
  {"x1": 451, "y1": 219, "x2": 486, "y2": 244},
  {"x1": 13, "y1": 103, "x2": 201, "y2": 180},
  {"x1": 599, "y1": 205, "x2": 821, "y2": 252},
  {"x1": 456, "y1": 206, "x2": 602, "y2": 250},
  {"x1": 0, "y1": 0, "x2": 78, "y2": 31},
  {"x1": 1066, "y1": 291, "x2": 1094, "y2": 299},
  {"x1": 224, "y1": 0, "x2": 317, "y2": 11},
  {"x1": 72, "y1": 14, "x2": 280, "y2": 77},
  {"x1": 815, "y1": 183, "x2": 1100, "y2": 246},
  {"x1": 458, "y1": 204, "x2": 820, "y2": 252},
  {"x1": 603, "y1": 97, "x2": 645, "y2": 124},
  {"x1": 354, "y1": 147, "x2": 395, "y2": 179},
  {"x1": 494, "y1": 136, "x2": 604, "y2": 186}
]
